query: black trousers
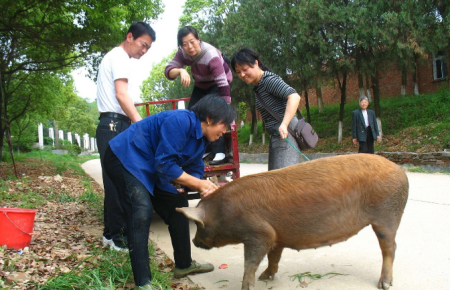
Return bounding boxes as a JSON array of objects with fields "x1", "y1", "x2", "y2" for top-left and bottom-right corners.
[
  {"x1": 358, "y1": 126, "x2": 375, "y2": 154},
  {"x1": 189, "y1": 86, "x2": 225, "y2": 155},
  {"x1": 103, "y1": 146, "x2": 192, "y2": 286},
  {"x1": 96, "y1": 115, "x2": 131, "y2": 246}
]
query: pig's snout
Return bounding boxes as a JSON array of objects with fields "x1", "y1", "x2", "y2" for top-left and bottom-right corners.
[{"x1": 193, "y1": 238, "x2": 212, "y2": 250}]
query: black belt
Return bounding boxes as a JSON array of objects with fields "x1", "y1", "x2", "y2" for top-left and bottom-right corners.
[{"x1": 99, "y1": 112, "x2": 131, "y2": 123}]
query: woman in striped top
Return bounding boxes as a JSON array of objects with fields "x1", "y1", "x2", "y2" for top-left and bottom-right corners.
[
  {"x1": 165, "y1": 26, "x2": 232, "y2": 165},
  {"x1": 231, "y1": 48, "x2": 302, "y2": 170}
]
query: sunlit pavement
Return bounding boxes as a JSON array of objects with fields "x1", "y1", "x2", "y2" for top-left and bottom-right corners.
[{"x1": 82, "y1": 159, "x2": 450, "y2": 290}]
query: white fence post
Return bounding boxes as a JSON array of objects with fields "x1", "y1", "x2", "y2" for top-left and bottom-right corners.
[{"x1": 38, "y1": 123, "x2": 44, "y2": 149}]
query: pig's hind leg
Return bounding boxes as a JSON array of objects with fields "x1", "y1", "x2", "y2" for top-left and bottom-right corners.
[
  {"x1": 258, "y1": 246, "x2": 284, "y2": 280},
  {"x1": 371, "y1": 223, "x2": 398, "y2": 290}
]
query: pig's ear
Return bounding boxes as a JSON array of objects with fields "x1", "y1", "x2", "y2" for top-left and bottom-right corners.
[{"x1": 176, "y1": 207, "x2": 205, "y2": 228}]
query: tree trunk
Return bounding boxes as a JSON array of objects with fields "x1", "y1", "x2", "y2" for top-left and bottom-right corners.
[
  {"x1": 337, "y1": 71, "x2": 347, "y2": 143},
  {"x1": 17, "y1": 136, "x2": 21, "y2": 157},
  {"x1": 371, "y1": 70, "x2": 382, "y2": 140},
  {"x1": 358, "y1": 73, "x2": 365, "y2": 98},
  {"x1": 54, "y1": 120, "x2": 59, "y2": 149},
  {"x1": 316, "y1": 85, "x2": 324, "y2": 113},
  {"x1": 377, "y1": 117, "x2": 383, "y2": 142},
  {"x1": 262, "y1": 121, "x2": 266, "y2": 145},
  {"x1": 401, "y1": 67, "x2": 407, "y2": 95},
  {"x1": 304, "y1": 89, "x2": 311, "y2": 123},
  {"x1": 0, "y1": 124, "x2": 4, "y2": 160},
  {"x1": 0, "y1": 70, "x2": 5, "y2": 160},
  {"x1": 5, "y1": 120, "x2": 18, "y2": 178},
  {"x1": 371, "y1": 70, "x2": 381, "y2": 117},
  {"x1": 365, "y1": 74, "x2": 372, "y2": 101},
  {"x1": 413, "y1": 54, "x2": 419, "y2": 95},
  {"x1": 249, "y1": 103, "x2": 257, "y2": 146}
]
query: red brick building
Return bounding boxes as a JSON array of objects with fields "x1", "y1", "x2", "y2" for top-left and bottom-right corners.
[{"x1": 299, "y1": 53, "x2": 449, "y2": 106}]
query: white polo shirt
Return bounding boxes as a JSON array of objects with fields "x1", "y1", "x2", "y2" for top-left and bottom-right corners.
[{"x1": 96, "y1": 47, "x2": 131, "y2": 115}]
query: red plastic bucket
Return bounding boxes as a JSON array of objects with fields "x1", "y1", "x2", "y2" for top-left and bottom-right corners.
[{"x1": 0, "y1": 208, "x2": 38, "y2": 250}]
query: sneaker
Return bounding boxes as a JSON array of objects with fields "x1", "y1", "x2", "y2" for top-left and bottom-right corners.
[
  {"x1": 134, "y1": 281, "x2": 162, "y2": 290},
  {"x1": 209, "y1": 153, "x2": 227, "y2": 165},
  {"x1": 110, "y1": 241, "x2": 129, "y2": 253},
  {"x1": 102, "y1": 236, "x2": 112, "y2": 247},
  {"x1": 173, "y1": 260, "x2": 214, "y2": 278}
]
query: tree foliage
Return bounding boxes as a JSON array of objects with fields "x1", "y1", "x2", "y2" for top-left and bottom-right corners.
[
  {"x1": 1, "y1": 0, "x2": 163, "y2": 158},
  {"x1": 175, "y1": 0, "x2": 446, "y2": 143},
  {"x1": 140, "y1": 50, "x2": 193, "y2": 114}
]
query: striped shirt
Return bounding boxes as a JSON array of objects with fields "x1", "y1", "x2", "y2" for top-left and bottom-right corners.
[
  {"x1": 165, "y1": 42, "x2": 232, "y2": 103},
  {"x1": 254, "y1": 71, "x2": 297, "y2": 129}
]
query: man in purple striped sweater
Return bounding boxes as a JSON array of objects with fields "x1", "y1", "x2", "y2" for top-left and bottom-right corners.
[{"x1": 165, "y1": 26, "x2": 232, "y2": 165}]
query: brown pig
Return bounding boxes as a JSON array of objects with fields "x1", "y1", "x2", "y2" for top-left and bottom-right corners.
[{"x1": 176, "y1": 154, "x2": 409, "y2": 290}]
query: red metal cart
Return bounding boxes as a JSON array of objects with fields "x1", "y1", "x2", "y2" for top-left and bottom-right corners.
[{"x1": 135, "y1": 98, "x2": 240, "y2": 199}]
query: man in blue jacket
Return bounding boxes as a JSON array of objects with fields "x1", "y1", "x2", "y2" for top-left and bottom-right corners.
[
  {"x1": 352, "y1": 96, "x2": 381, "y2": 153},
  {"x1": 103, "y1": 95, "x2": 236, "y2": 290}
]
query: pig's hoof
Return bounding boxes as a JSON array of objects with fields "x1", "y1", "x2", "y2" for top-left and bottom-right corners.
[
  {"x1": 377, "y1": 279, "x2": 392, "y2": 290},
  {"x1": 258, "y1": 270, "x2": 275, "y2": 280}
]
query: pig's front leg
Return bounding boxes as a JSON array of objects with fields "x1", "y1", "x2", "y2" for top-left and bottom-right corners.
[
  {"x1": 259, "y1": 246, "x2": 284, "y2": 280},
  {"x1": 242, "y1": 241, "x2": 270, "y2": 290}
]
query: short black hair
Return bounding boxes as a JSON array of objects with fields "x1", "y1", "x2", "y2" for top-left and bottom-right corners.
[
  {"x1": 231, "y1": 47, "x2": 271, "y2": 72},
  {"x1": 177, "y1": 26, "x2": 199, "y2": 47},
  {"x1": 190, "y1": 95, "x2": 236, "y2": 125},
  {"x1": 127, "y1": 22, "x2": 156, "y2": 42}
]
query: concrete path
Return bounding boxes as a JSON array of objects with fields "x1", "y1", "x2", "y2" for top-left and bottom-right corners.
[{"x1": 82, "y1": 159, "x2": 450, "y2": 290}]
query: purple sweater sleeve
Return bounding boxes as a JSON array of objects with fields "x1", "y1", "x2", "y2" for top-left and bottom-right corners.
[
  {"x1": 165, "y1": 49, "x2": 186, "y2": 80},
  {"x1": 165, "y1": 44, "x2": 232, "y2": 103},
  {"x1": 208, "y1": 56, "x2": 231, "y2": 103}
]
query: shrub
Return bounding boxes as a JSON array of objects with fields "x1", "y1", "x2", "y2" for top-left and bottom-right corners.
[{"x1": 68, "y1": 144, "x2": 82, "y2": 156}]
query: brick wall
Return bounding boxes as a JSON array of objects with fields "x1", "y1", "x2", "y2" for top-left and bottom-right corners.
[
  {"x1": 298, "y1": 54, "x2": 449, "y2": 107},
  {"x1": 241, "y1": 53, "x2": 448, "y2": 121}
]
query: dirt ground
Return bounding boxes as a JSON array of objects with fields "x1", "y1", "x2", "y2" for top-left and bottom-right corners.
[{"x1": 0, "y1": 162, "x2": 197, "y2": 289}]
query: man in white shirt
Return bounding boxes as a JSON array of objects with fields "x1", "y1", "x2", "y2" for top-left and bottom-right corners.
[
  {"x1": 96, "y1": 22, "x2": 155, "y2": 252},
  {"x1": 351, "y1": 95, "x2": 381, "y2": 153}
]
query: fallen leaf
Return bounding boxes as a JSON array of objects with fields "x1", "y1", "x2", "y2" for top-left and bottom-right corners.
[{"x1": 218, "y1": 264, "x2": 228, "y2": 269}]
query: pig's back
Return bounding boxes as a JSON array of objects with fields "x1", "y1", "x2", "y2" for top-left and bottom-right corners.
[{"x1": 210, "y1": 154, "x2": 408, "y2": 249}]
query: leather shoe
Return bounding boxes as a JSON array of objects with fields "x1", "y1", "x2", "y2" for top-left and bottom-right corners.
[{"x1": 174, "y1": 260, "x2": 214, "y2": 278}]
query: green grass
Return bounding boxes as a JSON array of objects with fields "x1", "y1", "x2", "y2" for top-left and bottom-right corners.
[
  {"x1": 0, "y1": 150, "x2": 177, "y2": 290},
  {"x1": 0, "y1": 189, "x2": 50, "y2": 209},
  {"x1": 2, "y1": 149, "x2": 99, "y2": 179},
  {"x1": 36, "y1": 243, "x2": 172, "y2": 290},
  {"x1": 236, "y1": 90, "x2": 450, "y2": 153},
  {"x1": 404, "y1": 165, "x2": 450, "y2": 174},
  {"x1": 304, "y1": 89, "x2": 450, "y2": 139}
]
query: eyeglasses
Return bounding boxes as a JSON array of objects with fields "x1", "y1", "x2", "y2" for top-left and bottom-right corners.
[{"x1": 138, "y1": 40, "x2": 150, "y2": 50}]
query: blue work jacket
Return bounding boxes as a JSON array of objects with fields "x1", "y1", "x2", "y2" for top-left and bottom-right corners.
[{"x1": 109, "y1": 110, "x2": 208, "y2": 194}]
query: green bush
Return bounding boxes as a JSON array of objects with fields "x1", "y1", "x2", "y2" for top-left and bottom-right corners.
[
  {"x1": 303, "y1": 90, "x2": 450, "y2": 138},
  {"x1": 44, "y1": 137, "x2": 54, "y2": 146},
  {"x1": 237, "y1": 121, "x2": 268, "y2": 144},
  {"x1": 68, "y1": 143, "x2": 82, "y2": 156},
  {"x1": 238, "y1": 102, "x2": 248, "y2": 121}
]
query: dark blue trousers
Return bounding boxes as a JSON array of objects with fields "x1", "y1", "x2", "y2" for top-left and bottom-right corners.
[{"x1": 103, "y1": 146, "x2": 192, "y2": 286}]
